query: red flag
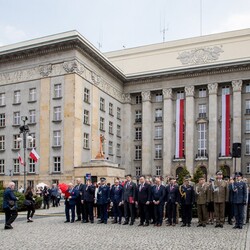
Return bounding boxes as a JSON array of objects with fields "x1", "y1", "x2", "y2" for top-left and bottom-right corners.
[
  {"x1": 18, "y1": 153, "x2": 24, "y2": 166},
  {"x1": 29, "y1": 148, "x2": 40, "y2": 162}
]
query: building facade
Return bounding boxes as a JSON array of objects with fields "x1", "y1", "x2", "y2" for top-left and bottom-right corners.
[{"x1": 1, "y1": 29, "x2": 250, "y2": 187}]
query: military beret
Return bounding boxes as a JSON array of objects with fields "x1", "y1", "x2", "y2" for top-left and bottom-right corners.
[
  {"x1": 209, "y1": 177, "x2": 215, "y2": 182},
  {"x1": 216, "y1": 170, "x2": 223, "y2": 175},
  {"x1": 235, "y1": 172, "x2": 243, "y2": 177},
  {"x1": 100, "y1": 177, "x2": 106, "y2": 182},
  {"x1": 125, "y1": 174, "x2": 132, "y2": 177}
]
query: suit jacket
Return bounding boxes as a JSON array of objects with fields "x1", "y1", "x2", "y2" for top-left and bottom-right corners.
[
  {"x1": 213, "y1": 180, "x2": 228, "y2": 203},
  {"x1": 180, "y1": 185, "x2": 195, "y2": 205},
  {"x1": 152, "y1": 184, "x2": 166, "y2": 205},
  {"x1": 3, "y1": 187, "x2": 18, "y2": 209},
  {"x1": 74, "y1": 184, "x2": 85, "y2": 201},
  {"x1": 82, "y1": 185, "x2": 95, "y2": 202},
  {"x1": 122, "y1": 181, "x2": 137, "y2": 202},
  {"x1": 137, "y1": 182, "x2": 151, "y2": 204},
  {"x1": 110, "y1": 184, "x2": 123, "y2": 203},
  {"x1": 97, "y1": 185, "x2": 110, "y2": 205},
  {"x1": 230, "y1": 181, "x2": 247, "y2": 204},
  {"x1": 65, "y1": 188, "x2": 77, "y2": 206},
  {"x1": 165, "y1": 184, "x2": 179, "y2": 203},
  {"x1": 195, "y1": 184, "x2": 208, "y2": 205}
]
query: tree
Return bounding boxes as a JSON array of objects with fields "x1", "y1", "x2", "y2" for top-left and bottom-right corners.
[
  {"x1": 192, "y1": 167, "x2": 204, "y2": 184},
  {"x1": 177, "y1": 167, "x2": 190, "y2": 185}
]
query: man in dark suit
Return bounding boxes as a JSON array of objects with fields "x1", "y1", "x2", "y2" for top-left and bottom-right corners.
[
  {"x1": 64, "y1": 183, "x2": 77, "y2": 223},
  {"x1": 3, "y1": 182, "x2": 18, "y2": 229},
  {"x1": 74, "y1": 178, "x2": 85, "y2": 221},
  {"x1": 136, "y1": 176, "x2": 151, "y2": 226},
  {"x1": 152, "y1": 177, "x2": 166, "y2": 226},
  {"x1": 81, "y1": 179, "x2": 95, "y2": 223},
  {"x1": 165, "y1": 177, "x2": 179, "y2": 226},
  {"x1": 110, "y1": 178, "x2": 123, "y2": 224},
  {"x1": 122, "y1": 174, "x2": 137, "y2": 225},
  {"x1": 97, "y1": 177, "x2": 110, "y2": 224}
]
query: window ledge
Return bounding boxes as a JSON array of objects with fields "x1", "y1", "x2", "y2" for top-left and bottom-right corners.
[
  {"x1": 109, "y1": 113, "x2": 114, "y2": 117},
  {"x1": 12, "y1": 124, "x2": 20, "y2": 127},
  {"x1": 134, "y1": 159, "x2": 142, "y2": 161},
  {"x1": 51, "y1": 172, "x2": 62, "y2": 174},
  {"x1": 83, "y1": 122, "x2": 90, "y2": 126},
  {"x1": 27, "y1": 172, "x2": 36, "y2": 175},
  {"x1": 0, "y1": 105, "x2": 6, "y2": 107},
  {"x1": 13, "y1": 173, "x2": 20, "y2": 175},
  {"x1": 100, "y1": 129, "x2": 105, "y2": 132},
  {"x1": 83, "y1": 147, "x2": 90, "y2": 150},
  {"x1": 154, "y1": 158, "x2": 163, "y2": 160},
  {"x1": 52, "y1": 120, "x2": 62, "y2": 123},
  {"x1": 195, "y1": 157, "x2": 208, "y2": 161},
  {"x1": 52, "y1": 146, "x2": 62, "y2": 149},
  {"x1": 52, "y1": 97, "x2": 63, "y2": 100},
  {"x1": 218, "y1": 156, "x2": 232, "y2": 160},
  {"x1": 13, "y1": 102, "x2": 21, "y2": 105},
  {"x1": 0, "y1": 149, "x2": 5, "y2": 152},
  {"x1": 0, "y1": 126, "x2": 6, "y2": 129},
  {"x1": 173, "y1": 158, "x2": 185, "y2": 162},
  {"x1": 109, "y1": 132, "x2": 114, "y2": 135},
  {"x1": 154, "y1": 138, "x2": 163, "y2": 140},
  {"x1": 28, "y1": 122, "x2": 36, "y2": 126},
  {"x1": 12, "y1": 148, "x2": 20, "y2": 151},
  {"x1": 84, "y1": 100, "x2": 90, "y2": 104},
  {"x1": 28, "y1": 100, "x2": 37, "y2": 103}
]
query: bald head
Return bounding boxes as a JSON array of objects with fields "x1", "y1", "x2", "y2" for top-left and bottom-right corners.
[{"x1": 8, "y1": 182, "x2": 15, "y2": 190}]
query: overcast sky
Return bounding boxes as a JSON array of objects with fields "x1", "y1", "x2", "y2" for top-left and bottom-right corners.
[{"x1": 1, "y1": 0, "x2": 250, "y2": 52}]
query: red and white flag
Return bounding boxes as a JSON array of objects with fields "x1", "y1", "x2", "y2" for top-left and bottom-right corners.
[
  {"x1": 221, "y1": 94, "x2": 230, "y2": 156},
  {"x1": 29, "y1": 148, "x2": 40, "y2": 162},
  {"x1": 175, "y1": 99, "x2": 185, "y2": 158},
  {"x1": 18, "y1": 153, "x2": 24, "y2": 166}
]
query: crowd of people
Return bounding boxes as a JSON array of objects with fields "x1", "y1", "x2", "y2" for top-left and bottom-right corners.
[{"x1": 2, "y1": 170, "x2": 249, "y2": 230}]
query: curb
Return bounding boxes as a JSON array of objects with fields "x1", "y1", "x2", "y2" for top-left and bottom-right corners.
[{"x1": 246, "y1": 224, "x2": 250, "y2": 249}]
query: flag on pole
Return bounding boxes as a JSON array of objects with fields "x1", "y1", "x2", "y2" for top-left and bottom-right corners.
[
  {"x1": 18, "y1": 153, "x2": 24, "y2": 166},
  {"x1": 29, "y1": 148, "x2": 40, "y2": 162}
]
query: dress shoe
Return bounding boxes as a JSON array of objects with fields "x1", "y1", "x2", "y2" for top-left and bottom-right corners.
[
  {"x1": 187, "y1": 224, "x2": 191, "y2": 227},
  {"x1": 138, "y1": 223, "x2": 143, "y2": 226},
  {"x1": 90, "y1": 221, "x2": 94, "y2": 224},
  {"x1": 181, "y1": 224, "x2": 186, "y2": 227},
  {"x1": 219, "y1": 224, "x2": 223, "y2": 228},
  {"x1": 233, "y1": 225, "x2": 239, "y2": 229},
  {"x1": 157, "y1": 224, "x2": 162, "y2": 227},
  {"x1": 154, "y1": 223, "x2": 158, "y2": 226},
  {"x1": 118, "y1": 221, "x2": 121, "y2": 224},
  {"x1": 98, "y1": 220, "x2": 104, "y2": 224},
  {"x1": 70, "y1": 220, "x2": 74, "y2": 223},
  {"x1": 202, "y1": 224, "x2": 206, "y2": 227},
  {"x1": 166, "y1": 223, "x2": 172, "y2": 226},
  {"x1": 112, "y1": 220, "x2": 117, "y2": 224},
  {"x1": 215, "y1": 224, "x2": 220, "y2": 228},
  {"x1": 4, "y1": 224, "x2": 12, "y2": 230},
  {"x1": 143, "y1": 223, "x2": 149, "y2": 227},
  {"x1": 197, "y1": 224, "x2": 202, "y2": 227},
  {"x1": 129, "y1": 222, "x2": 134, "y2": 226},
  {"x1": 228, "y1": 221, "x2": 233, "y2": 225},
  {"x1": 82, "y1": 220, "x2": 88, "y2": 223},
  {"x1": 64, "y1": 220, "x2": 70, "y2": 223},
  {"x1": 104, "y1": 221, "x2": 107, "y2": 224},
  {"x1": 172, "y1": 224, "x2": 176, "y2": 226},
  {"x1": 75, "y1": 219, "x2": 81, "y2": 222},
  {"x1": 122, "y1": 221, "x2": 129, "y2": 225},
  {"x1": 239, "y1": 226, "x2": 243, "y2": 229}
]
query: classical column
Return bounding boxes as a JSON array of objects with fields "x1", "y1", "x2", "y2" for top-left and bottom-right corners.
[
  {"x1": 184, "y1": 86, "x2": 195, "y2": 174},
  {"x1": 122, "y1": 94, "x2": 133, "y2": 175},
  {"x1": 163, "y1": 88, "x2": 173, "y2": 176},
  {"x1": 208, "y1": 83, "x2": 218, "y2": 177},
  {"x1": 232, "y1": 80, "x2": 242, "y2": 171},
  {"x1": 142, "y1": 91, "x2": 152, "y2": 176}
]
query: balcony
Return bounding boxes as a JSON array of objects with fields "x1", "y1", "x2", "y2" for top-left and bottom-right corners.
[
  {"x1": 155, "y1": 117, "x2": 163, "y2": 122},
  {"x1": 135, "y1": 118, "x2": 142, "y2": 123},
  {"x1": 246, "y1": 109, "x2": 250, "y2": 115},
  {"x1": 195, "y1": 152, "x2": 208, "y2": 160},
  {"x1": 198, "y1": 113, "x2": 206, "y2": 118}
]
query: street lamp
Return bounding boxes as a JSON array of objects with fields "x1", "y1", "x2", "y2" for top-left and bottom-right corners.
[{"x1": 18, "y1": 116, "x2": 33, "y2": 191}]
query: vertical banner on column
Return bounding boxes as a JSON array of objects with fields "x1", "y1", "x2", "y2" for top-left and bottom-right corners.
[
  {"x1": 175, "y1": 99, "x2": 185, "y2": 158},
  {"x1": 221, "y1": 94, "x2": 230, "y2": 156}
]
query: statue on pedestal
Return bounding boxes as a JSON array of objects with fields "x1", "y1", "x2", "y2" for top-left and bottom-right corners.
[{"x1": 95, "y1": 134, "x2": 105, "y2": 159}]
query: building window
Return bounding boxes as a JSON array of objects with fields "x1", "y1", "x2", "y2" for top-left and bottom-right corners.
[
  {"x1": 54, "y1": 84, "x2": 62, "y2": 98},
  {"x1": 54, "y1": 107, "x2": 61, "y2": 121},
  {"x1": 177, "y1": 91, "x2": 184, "y2": 100},
  {"x1": 246, "y1": 120, "x2": 250, "y2": 133},
  {"x1": 0, "y1": 93, "x2": 5, "y2": 106},
  {"x1": 155, "y1": 93, "x2": 163, "y2": 102},
  {"x1": 155, "y1": 144, "x2": 162, "y2": 159},
  {"x1": 117, "y1": 143, "x2": 121, "y2": 157},
  {"x1": 0, "y1": 135, "x2": 5, "y2": 150},
  {"x1": 135, "y1": 166, "x2": 141, "y2": 176},
  {"x1": 0, "y1": 113, "x2": 5, "y2": 127},
  {"x1": 14, "y1": 90, "x2": 21, "y2": 104},
  {"x1": 84, "y1": 110, "x2": 89, "y2": 125},
  {"x1": 246, "y1": 139, "x2": 250, "y2": 155},
  {"x1": 109, "y1": 121, "x2": 113, "y2": 134},
  {"x1": 28, "y1": 159, "x2": 35, "y2": 173},
  {"x1": 246, "y1": 84, "x2": 250, "y2": 93},
  {"x1": 84, "y1": 88, "x2": 90, "y2": 103},
  {"x1": 100, "y1": 97, "x2": 105, "y2": 111},
  {"x1": 117, "y1": 107, "x2": 121, "y2": 120},
  {"x1": 29, "y1": 110, "x2": 36, "y2": 124},
  {"x1": 198, "y1": 104, "x2": 207, "y2": 118},
  {"x1": 222, "y1": 86, "x2": 230, "y2": 95},
  {"x1": 53, "y1": 131, "x2": 61, "y2": 147},
  {"x1": 135, "y1": 127, "x2": 142, "y2": 140},
  {"x1": 198, "y1": 123, "x2": 207, "y2": 157},
  {"x1": 135, "y1": 145, "x2": 142, "y2": 160},
  {"x1": 109, "y1": 103, "x2": 113, "y2": 116},
  {"x1": 13, "y1": 159, "x2": 20, "y2": 174},
  {"x1": 136, "y1": 95, "x2": 142, "y2": 104},
  {"x1": 117, "y1": 125, "x2": 121, "y2": 137},
  {"x1": 53, "y1": 157, "x2": 61, "y2": 172},
  {"x1": 13, "y1": 111, "x2": 20, "y2": 126},
  {"x1": 156, "y1": 166, "x2": 161, "y2": 176},
  {"x1": 135, "y1": 110, "x2": 142, "y2": 123},
  {"x1": 199, "y1": 88, "x2": 207, "y2": 98},
  {"x1": 246, "y1": 100, "x2": 250, "y2": 114},
  {"x1": 108, "y1": 141, "x2": 113, "y2": 155},
  {"x1": 155, "y1": 126, "x2": 163, "y2": 139},
  {"x1": 100, "y1": 117, "x2": 105, "y2": 131},
  {"x1": 28, "y1": 180, "x2": 34, "y2": 188},
  {"x1": 155, "y1": 109, "x2": 163, "y2": 122},
  {"x1": 247, "y1": 163, "x2": 250, "y2": 174},
  {"x1": 83, "y1": 133, "x2": 89, "y2": 149},
  {"x1": 29, "y1": 88, "x2": 36, "y2": 102},
  {"x1": 13, "y1": 135, "x2": 21, "y2": 149},
  {"x1": 0, "y1": 159, "x2": 4, "y2": 174},
  {"x1": 28, "y1": 133, "x2": 36, "y2": 148}
]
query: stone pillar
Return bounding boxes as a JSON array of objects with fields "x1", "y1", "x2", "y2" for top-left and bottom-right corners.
[
  {"x1": 184, "y1": 86, "x2": 195, "y2": 174},
  {"x1": 163, "y1": 88, "x2": 173, "y2": 176},
  {"x1": 208, "y1": 83, "x2": 218, "y2": 177},
  {"x1": 232, "y1": 80, "x2": 242, "y2": 171},
  {"x1": 122, "y1": 94, "x2": 133, "y2": 175},
  {"x1": 142, "y1": 91, "x2": 152, "y2": 176}
]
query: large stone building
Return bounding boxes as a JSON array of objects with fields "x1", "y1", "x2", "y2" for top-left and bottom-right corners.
[{"x1": 1, "y1": 28, "x2": 250, "y2": 187}]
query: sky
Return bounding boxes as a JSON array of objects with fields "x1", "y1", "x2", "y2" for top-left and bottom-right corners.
[{"x1": 1, "y1": 0, "x2": 250, "y2": 52}]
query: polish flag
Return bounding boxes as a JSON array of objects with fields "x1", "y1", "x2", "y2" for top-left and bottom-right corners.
[
  {"x1": 175, "y1": 99, "x2": 185, "y2": 158},
  {"x1": 29, "y1": 148, "x2": 40, "y2": 162},
  {"x1": 18, "y1": 153, "x2": 24, "y2": 166},
  {"x1": 221, "y1": 94, "x2": 230, "y2": 156}
]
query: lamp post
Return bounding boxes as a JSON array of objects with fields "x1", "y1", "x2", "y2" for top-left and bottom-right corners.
[{"x1": 18, "y1": 116, "x2": 33, "y2": 192}]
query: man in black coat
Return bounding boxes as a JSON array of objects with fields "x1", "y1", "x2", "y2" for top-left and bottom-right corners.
[
  {"x1": 122, "y1": 174, "x2": 137, "y2": 225},
  {"x1": 165, "y1": 177, "x2": 179, "y2": 226},
  {"x1": 136, "y1": 176, "x2": 151, "y2": 226},
  {"x1": 74, "y1": 178, "x2": 85, "y2": 221},
  {"x1": 81, "y1": 179, "x2": 95, "y2": 223},
  {"x1": 152, "y1": 177, "x2": 166, "y2": 226}
]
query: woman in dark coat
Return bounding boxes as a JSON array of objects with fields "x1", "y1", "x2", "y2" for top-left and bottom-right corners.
[{"x1": 25, "y1": 186, "x2": 35, "y2": 222}]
